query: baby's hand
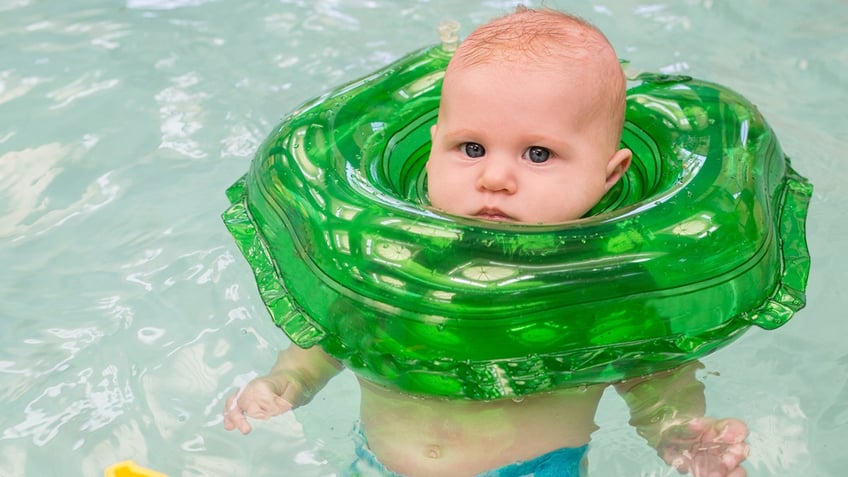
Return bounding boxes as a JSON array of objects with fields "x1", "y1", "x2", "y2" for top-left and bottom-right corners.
[
  {"x1": 658, "y1": 417, "x2": 749, "y2": 477},
  {"x1": 222, "y1": 377, "x2": 294, "y2": 435}
]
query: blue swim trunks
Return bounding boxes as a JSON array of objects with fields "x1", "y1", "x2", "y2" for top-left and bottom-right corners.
[{"x1": 347, "y1": 426, "x2": 588, "y2": 477}]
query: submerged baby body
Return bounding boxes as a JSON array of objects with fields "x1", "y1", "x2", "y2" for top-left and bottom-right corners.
[{"x1": 357, "y1": 379, "x2": 605, "y2": 476}]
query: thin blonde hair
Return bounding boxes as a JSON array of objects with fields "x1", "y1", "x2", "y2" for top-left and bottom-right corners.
[{"x1": 448, "y1": 7, "x2": 627, "y2": 149}]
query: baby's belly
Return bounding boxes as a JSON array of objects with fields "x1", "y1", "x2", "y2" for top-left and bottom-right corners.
[{"x1": 358, "y1": 380, "x2": 606, "y2": 477}]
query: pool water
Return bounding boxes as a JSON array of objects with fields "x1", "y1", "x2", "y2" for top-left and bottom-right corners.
[{"x1": 1, "y1": 0, "x2": 845, "y2": 476}]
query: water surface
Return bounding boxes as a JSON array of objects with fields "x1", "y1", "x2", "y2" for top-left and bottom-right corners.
[{"x1": 1, "y1": 0, "x2": 846, "y2": 475}]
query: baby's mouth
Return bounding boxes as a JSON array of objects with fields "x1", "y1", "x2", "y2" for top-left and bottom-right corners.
[{"x1": 475, "y1": 208, "x2": 514, "y2": 222}]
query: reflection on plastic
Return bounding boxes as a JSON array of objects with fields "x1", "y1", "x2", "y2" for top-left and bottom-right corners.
[{"x1": 222, "y1": 45, "x2": 813, "y2": 400}]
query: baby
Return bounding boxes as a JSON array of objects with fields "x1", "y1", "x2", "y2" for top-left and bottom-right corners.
[{"x1": 224, "y1": 8, "x2": 749, "y2": 477}]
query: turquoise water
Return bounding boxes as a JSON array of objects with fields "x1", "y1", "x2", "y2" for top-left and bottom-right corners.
[{"x1": 1, "y1": 0, "x2": 845, "y2": 476}]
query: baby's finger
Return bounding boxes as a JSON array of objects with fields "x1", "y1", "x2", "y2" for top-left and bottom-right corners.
[
  {"x1": 222, "y1": 395, "x2": 239, "y2": 430},
  {"x1": 227, "y1": 408, "x2": 252, "y2": 435},
  {"x1": 237, "y1": 415, "x2": 253, "y2": 435},
  {"x1": 223, "y1": 394, "x2": 236, "y2": 414},
  {"x1": 223, "y1": 395, "x2": 254, "y2": 434},
  {"x1": 721, "y1": 443, "x2": 750, "y2": 468}
]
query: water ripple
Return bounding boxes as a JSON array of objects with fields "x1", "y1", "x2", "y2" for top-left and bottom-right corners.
[
  {"x1": 154, "y1": 72, "x2": 209, "y2": 159},
  {"x1": 47, "y1": 71, "x2": 120, "y2": 110},
  {"x1": 0, "y1": 1, "x2": 844, "y2": 475},
  {"x1": 0, "y1": 70, "x2": 43, "y2": 105},
  {"x1": 0, "y1": 0, "x2": 29, "y2": 13},
  {"x1": 0, "y1": 140, "x2": 120, "y2": 241},
  {"x1": 1, "y1": 364, "x2": 133, "y2": 447},
  {"x1": 127, "y1": 0, "x2": 220, "y2": 10}
]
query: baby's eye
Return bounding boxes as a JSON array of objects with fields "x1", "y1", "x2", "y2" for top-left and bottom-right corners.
[
  {"x1": 524, "y1": 146, "x2": 551, "y2": 164},
  {"x1": 462, "y1": 142, "x2": 486, "y2": 158}
]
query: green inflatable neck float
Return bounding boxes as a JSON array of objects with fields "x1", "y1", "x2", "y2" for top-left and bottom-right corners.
[{"x1": 223, "y1": 44, "x2": 812, "y2": 400}]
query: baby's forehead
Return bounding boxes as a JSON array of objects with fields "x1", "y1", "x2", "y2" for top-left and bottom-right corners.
[{"x1": 446, "y1": 50, "x2": 611, "y2": 92}]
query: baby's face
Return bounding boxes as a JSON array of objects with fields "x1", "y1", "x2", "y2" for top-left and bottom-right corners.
[{"x1": 427, "y1": 62, "x2": 629, "y2": 224}]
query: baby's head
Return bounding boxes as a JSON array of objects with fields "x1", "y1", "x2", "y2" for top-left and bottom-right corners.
[{"x1": 426, "y1": 8, "x2": 631, "y2": 224}]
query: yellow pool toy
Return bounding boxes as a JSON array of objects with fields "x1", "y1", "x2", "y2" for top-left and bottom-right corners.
[{"x1": 104, "y1": 460, "x2": 168, "y2": 477}]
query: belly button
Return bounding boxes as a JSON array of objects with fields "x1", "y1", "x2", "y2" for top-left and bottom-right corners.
[{"x1": 425, "y1": 444, "x2": 441, "y2": 459}]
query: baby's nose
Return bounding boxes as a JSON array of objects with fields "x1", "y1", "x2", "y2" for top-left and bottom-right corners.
[{"x1": 477, "y1": 155, "x2": 517, "y2": 193}]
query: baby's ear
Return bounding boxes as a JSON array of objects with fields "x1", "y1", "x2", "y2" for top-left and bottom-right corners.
[
  {"x1": 605, "y1": 148, "x2": 632, "y2": 190},
  {"x1": 425, "y1": 125, "x2": 437, "y2": 174}
]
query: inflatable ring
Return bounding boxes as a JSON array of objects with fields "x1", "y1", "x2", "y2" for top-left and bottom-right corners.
[{"x1": 223, "y1": 44, "x2": 812, "y2": 400}]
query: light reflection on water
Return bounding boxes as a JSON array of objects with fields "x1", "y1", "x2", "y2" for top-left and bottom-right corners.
[{"x1": 0, "y1": 0, "x2": 845, "y2": 476}]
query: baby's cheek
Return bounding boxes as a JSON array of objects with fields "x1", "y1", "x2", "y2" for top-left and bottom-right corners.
[
  {"x1": 428, "y1": 182, "x2": 464, "y2": 214},
  {"x1": 427, "y1": 187, "x2": 450, "y2": 211}
]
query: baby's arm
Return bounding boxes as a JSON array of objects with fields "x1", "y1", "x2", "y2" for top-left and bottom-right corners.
[
  {"x1": 223, "y1": 345, "x2": 342, "y2": 434},
  {"x1": 614, "y1": 362, "x2": 749, "y2": 477}
]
